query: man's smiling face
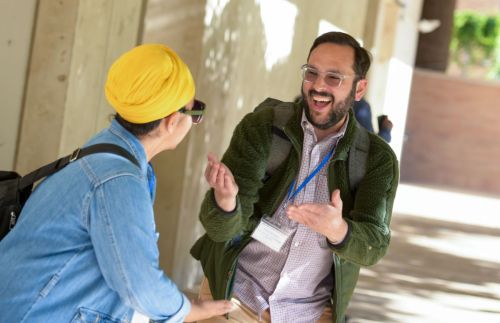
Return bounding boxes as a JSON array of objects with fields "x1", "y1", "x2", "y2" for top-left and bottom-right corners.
[{"x1": 302, "y1": 43, "x2": 360, "y2": 131}]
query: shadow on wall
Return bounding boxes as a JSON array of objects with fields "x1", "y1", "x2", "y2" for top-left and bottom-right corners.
[
  {"x1": 347, "y1": 213, "x2": 500, "y2": 322},
  {"x1": 170, "y1": 0, "x2": 269, "y2": 290}
]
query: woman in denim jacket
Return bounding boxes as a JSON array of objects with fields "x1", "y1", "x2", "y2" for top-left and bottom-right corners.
[{"x1": 0, "y1": 44, "x2": 231, "y2": 323}]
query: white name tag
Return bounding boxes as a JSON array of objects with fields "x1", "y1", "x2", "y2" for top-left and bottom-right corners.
[{"x1": 251, "y1": 218, "x2": 291, "y2": 252}]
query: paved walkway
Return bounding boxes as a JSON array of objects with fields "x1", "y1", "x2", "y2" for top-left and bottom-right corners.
[
  {"x1": 133, "y1": 184, "x2": 500, "y2": 322},
  {"x1": 347, "y1": 184, "x2": 500, "y2": 322}
]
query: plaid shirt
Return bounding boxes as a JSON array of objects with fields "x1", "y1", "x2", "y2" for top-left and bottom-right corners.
[{"x1": 233, "y1": 112, "x2": 348, "y2": 323}]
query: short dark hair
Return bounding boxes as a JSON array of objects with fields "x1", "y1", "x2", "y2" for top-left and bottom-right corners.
[
  {"x1": 308, "y1": 32, "x2": 372, "y2": 79},
  {"x1": 114, "y1": 114, "x2": 163, "y2": 137}
]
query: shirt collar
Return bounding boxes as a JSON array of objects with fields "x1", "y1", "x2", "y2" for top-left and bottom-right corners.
[{"x1": 300, "y1": 109, "x2": 349, "y2": 143}]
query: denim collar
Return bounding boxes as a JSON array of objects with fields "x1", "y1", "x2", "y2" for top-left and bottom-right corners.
[{"x1": 108, "y1": 119, "x2": 149, "y2": 174}]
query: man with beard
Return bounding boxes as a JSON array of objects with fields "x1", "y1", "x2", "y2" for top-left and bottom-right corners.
[{"x1": 191, "y1": 32, "x2": 399, "y2": 323}]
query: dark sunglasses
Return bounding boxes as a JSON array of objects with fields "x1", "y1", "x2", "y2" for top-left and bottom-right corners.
[{"x1": 178, "y1": 99, "x2": 205, "y2": 124}]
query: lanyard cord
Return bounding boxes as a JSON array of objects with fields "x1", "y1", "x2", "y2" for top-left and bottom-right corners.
[{"x1": 285, "y1": 146, "x2": 335, "y2": 204}]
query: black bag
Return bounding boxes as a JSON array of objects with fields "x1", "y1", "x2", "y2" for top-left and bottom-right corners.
[{"x1": 0, "y1": 143, "x2": 139, "y2": 241}]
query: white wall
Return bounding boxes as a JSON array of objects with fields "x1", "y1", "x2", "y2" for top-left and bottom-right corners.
[{"x1": 366, "y1": 0, "x2": 424, "y2": 159}]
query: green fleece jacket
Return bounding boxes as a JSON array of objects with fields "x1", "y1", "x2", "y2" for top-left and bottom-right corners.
[{"x1": 191, "y1": 99, "x2": 399, "y2": 322}]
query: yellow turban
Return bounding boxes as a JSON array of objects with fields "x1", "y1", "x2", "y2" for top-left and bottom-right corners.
[{"x1": 105, "y1": 44, "x2": 195, "y2": 124}]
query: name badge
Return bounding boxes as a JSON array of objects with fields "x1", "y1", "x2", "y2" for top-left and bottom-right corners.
[{"x1": 251, "y1": 218, "x2": 291, "y2": 252}]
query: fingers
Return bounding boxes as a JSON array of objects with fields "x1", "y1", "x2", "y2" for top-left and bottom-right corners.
[
  {"x1": 287, "y1": 204, "x2": 316, "y2": 227},
  {"x1": 205, "y1": 153, "x2": 224, "y2": 187},
  {"x1": 224, "y1": 173, "x2": 234, "y2": 189},
  {"x1": 382, "y1": 119, "x2": 393, "y2": 129},
  {"x1": 216, "y1": 300, "x2": 235, "y2": 314},
  {"x1": 202, "y1": 299, "x2": 234, "y2": 316},
  {"x1": 204, "y1": 153, "x2": 238, "y2": 196},
  {"x1": 287, "y1": 190, "x2": 343, "y2": 218},
  {"x1": 289, "y1": 203, "x2": 324, "y2": 215},
  {"x1": 207, "y1": 152, "x2": 218, "y2": 163},
  {"x1": 205, "y1": 162, "x2": 219, "y2": 186},
  {"x1": 286, "y1": 196, "x2": 343, "y2": 231},
  {"x1": 215, "y1": 165, "x2": 226, "y2": 188},
  {"x1": 185, "y1": 299, "x2": 234, "y2": 322},
  {"x1": 330, "y1": 189, "x2": 343, "y2": 210}
]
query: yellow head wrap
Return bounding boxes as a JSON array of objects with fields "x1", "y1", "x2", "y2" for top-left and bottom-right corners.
[{"x1": 105, "y1": 44, "x2": 195, "y2": 124}]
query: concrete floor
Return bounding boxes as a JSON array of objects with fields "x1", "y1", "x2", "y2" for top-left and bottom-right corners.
[
  {"x1": 133, "y1": 184, "x2": 500, "y2": 322},
  {"x1": 346, "y1": 184, "x2": 500, "y2": 323}
]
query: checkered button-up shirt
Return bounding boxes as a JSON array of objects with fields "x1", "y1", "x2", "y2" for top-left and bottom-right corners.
[{"x1": 233, "y1": 112, "x2": 348, "y2": 323}]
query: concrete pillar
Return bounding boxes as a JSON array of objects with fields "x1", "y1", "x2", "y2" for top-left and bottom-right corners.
[
  {"x1": 365, "y1": 0, "x2": 424, "y2": 160},
  {"x1": 142, "y1": 0, "x2": 207, "y2": 277},
  {"x1": 15, "y1": 0, "x2": 145, "y2": 174},
  {"x1": 15, "y1": 0, "x2": 79, "y2": 174},
  {"x1": 0, "y1": 0, "x2": 37, "y2": 170},
  {"x1": 415, "y1": 0, "x2": 457, "y2": 71},
  {"x1": 60, "y1": 0, "x2": 146, "y2": 154}
]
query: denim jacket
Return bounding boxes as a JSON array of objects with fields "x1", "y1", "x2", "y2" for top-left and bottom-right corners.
[{"x1": 0, "y1": 120, "x2": 190, "y2": 323}]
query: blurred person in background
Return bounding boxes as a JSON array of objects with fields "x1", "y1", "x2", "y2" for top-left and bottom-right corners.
[{"x1": 353, "y1": 98, "x2": 393, "y2": 143}]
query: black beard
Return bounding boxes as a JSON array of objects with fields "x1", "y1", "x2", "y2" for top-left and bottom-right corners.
[{"x1": 302, "y1": 85, "x2": 356, "y2": 130}]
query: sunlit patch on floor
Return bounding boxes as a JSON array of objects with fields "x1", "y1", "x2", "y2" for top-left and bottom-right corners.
[
  {"x1": 348, "y1": 184, "x2": 500, "y2": 322},
  {"x1": 407, "y1": 232, "x2": 500, "y2": 264}
]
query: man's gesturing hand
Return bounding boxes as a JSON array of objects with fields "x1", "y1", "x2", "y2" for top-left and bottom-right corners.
[
  {"x1": 204, "y1": 153, "x2": 239, "y2": 212},
  {"x1": 286, "y1": 189, "x2": 348, "y2": 244}
]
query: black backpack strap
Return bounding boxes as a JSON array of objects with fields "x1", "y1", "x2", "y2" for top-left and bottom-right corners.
[
  {"x1": 74, "y1": 144, "x2": 140, "y2": 168},
  {"x1": 19, "y1": 143, "x2": 140, "y2": 190},
  {"x1": 348, "y1": 121, "x2": 370, "y2": 192},
  {"x1": 265, "y1": 126, "x2": 292, "y2": 180},
  {"x1": 267, "y1": 104, "x2": 294, "y2": 178},
  {"x1": 254, "y1": 98, "x2": 295, "y2": 182}
]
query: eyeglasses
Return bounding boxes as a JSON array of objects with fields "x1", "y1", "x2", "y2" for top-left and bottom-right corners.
[
  {"x1": 300, "y1": 64, "x2": 356, "y2": 88},
  {"x1": 178, "y1": 99, "x2": 205, "y2": 124}
]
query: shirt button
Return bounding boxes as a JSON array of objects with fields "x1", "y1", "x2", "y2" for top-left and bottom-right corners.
[
  {"x1": 368, "y1": 245, "x2": 373, "y2": 250},
  {"x1": 294, "y1": 242, "x2": 300, "y2": 247}
]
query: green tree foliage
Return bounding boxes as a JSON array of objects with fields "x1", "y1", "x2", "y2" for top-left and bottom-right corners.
[{"x1": 450, "y1": 11, "x2": 500, "y2": 79}]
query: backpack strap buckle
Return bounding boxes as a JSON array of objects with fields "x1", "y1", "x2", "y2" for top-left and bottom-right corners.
[{"x1": 69, "y1": 148, "x2": 81, "y2": 162}]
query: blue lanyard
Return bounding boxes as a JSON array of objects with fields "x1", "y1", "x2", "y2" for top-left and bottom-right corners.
[{"x1": 286, "y1": 147, "x2": 335, "y2": 204}]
